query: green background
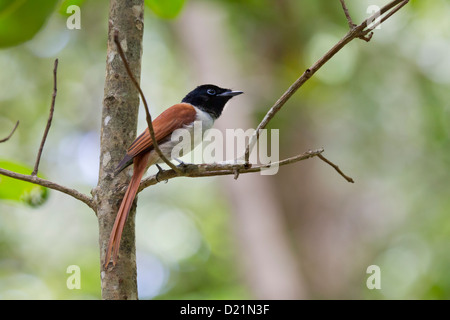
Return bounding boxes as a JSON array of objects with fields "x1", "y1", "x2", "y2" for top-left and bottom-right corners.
[{"x1": 0, "y1": 0, "x2": 449, "y2": 299}]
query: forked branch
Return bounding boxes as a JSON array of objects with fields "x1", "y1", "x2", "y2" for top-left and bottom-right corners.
[
  {"x1": 244, "y1": 0, "x2": 409, "y2": 164},
  {"x1": 112, "y1": 24, "x2": 358, "y2": 190},
  {"x1": 0, "y1": 59, "x2": 95, "y2": 210},
  {"x1": 0, "y1": 0, "x2": 410, "y2": 209}
]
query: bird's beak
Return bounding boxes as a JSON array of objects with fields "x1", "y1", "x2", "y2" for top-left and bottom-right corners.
[{"x1": 217, "y1": 90, "x2": 244, "y2": 97}]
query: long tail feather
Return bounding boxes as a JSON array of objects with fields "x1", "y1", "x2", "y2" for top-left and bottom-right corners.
[{"x1": 104, "y1": 152, "x2": 150, "y2": 267}]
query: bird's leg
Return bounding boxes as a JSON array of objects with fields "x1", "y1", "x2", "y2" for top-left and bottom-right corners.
[
  {"x1": 173, "y1": 157, "x2": 189, "y2": 170},
  {"x1": 174, "y1": 157, "x2": 185, "y2": 165}
]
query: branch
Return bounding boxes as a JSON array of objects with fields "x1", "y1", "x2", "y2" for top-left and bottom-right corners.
[
  {"x1": 0, "y1": 58, "x2": 95, "y2": 211},
  {"x1": 364, "y1": 0, "x2": 409, "y2": 33},
  {"x1": 243, "y1": 0, "x2": 409, "y2": 164},
  {"x1": 0, "y1": 121, "x2": 19, "y2": 143},
  {"x1": 113, "y1": 30, "x2": 182, "y2": 174},
  {"x1": 341, "y1": 0, "x2": 409, "y2": 41},
  {"x1": 136, "y1": 148, "x2": 351, "y2": 192},
  {"x1": 32, "y1": 59, "x2": 58, "y2": 176},
  {"x1": 317, "y1": 154, "x2": 354, "y2": 183},
  {"x1": 0, "y1": 167, "x2": 95, "y2": 210},
  {"x1": 122, "y1": 0, "x2": 405, "y2": 194}
]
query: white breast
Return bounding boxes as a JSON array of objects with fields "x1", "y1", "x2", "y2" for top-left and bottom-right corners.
[
  {"x1": 148, "y1": 107, "x2": 215, "y2": 166},
  {"x1": 194, "y1": 107, "x2": 215, "y2": 131},
  {"x1": 183, "y1": 107, "x2": 214, "y2": 148}
]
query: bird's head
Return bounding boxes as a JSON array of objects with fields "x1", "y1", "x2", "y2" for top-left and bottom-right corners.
[{"x1": 182, "y1": 84, "x2": 243, "y2": 119}]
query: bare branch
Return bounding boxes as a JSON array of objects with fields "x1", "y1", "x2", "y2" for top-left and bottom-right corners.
[
  {"x1": 0, "y1": 58, "x2": 96, "y2": 210},
  {"x1": 0, "y1": 121, "x2": 19, "y2": 143},
  {"x1": 317, "y1": 154, "x2": 354, "y2": 183},
  {"x1": 32, "y1": 59, "x2": 58, "y2": 176},
  {"x1": 112, "y1": 1, "x2": 401, "y2": 189},
  {"x1": 113, "y1": 30, "x2": 182, "y2": 174},
  {"x1": 0, "y1": 167, "x2": 95, "y2": 210},
  {"x1": 244, "y1": 0, "x2": 409, "y2": 164},
  {"x1": 138, "y1": 148, "x2": 326, "y2": 192}
]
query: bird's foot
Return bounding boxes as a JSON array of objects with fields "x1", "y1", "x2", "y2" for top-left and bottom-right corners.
[{"x1": 174, "y1": 158, "x2": 188, "y2": 169}]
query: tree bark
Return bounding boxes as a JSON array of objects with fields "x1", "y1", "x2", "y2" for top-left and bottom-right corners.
[{"x1": 93, "y1": 0, "x2": 144, "y2": 300}]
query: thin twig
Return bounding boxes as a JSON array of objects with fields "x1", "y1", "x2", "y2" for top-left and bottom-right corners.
[
  {"x1": 364, "y1": 0, "x2": 409, "y2": 33},
  {"x1": 339, "y1": 0, "x2": 356, "y2": 28},
  {"x1": 0, "y1": 121, "x2": 19, "y2": 143},
  {"x1": 32, "y1": 59, "x2": 58, "y2": 176},
  {"x1": 0, "y1": 167, "x2": 95, "y2": 210},
  {"x1": 317, "y1": 154, "x2": 354, "y2": 183},
  {"x1": 113, "y1": 30, "x2": 181, "y2": 174},
  {"x1": 243, "y1": 0, "x2": 409, "y2": 164}
]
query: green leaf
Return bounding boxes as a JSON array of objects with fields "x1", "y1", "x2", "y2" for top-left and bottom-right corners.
[
  {"x1": 145, "y1": 0, "x2": 185, "y2": 19},
  {"x1": 58, "y1": 0, "x2": 85, "y2": 17},
  {"x1": 0, "y1": 160, "x2": 48, "y2": 207},
  {"x1": 0, "y1": 0, "x2": 59, "y2": 48}
]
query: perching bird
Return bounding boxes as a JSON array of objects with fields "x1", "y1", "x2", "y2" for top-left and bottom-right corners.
[{"x1": 104, "y1": 84, "x2": 243, "y2": 267}]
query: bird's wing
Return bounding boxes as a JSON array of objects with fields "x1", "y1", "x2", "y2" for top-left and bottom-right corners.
[{"x1": 115, "y1": 103, "x2": 197, "y2": 172}]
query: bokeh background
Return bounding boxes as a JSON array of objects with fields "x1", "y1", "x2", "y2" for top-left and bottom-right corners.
[{"x1": 1, "y1": 0, "x2": 449, "y2": 299}]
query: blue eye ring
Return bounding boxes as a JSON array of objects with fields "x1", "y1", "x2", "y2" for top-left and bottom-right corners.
[{"x1": 207, "y1": 88, "x2": 216, "y2": 95}]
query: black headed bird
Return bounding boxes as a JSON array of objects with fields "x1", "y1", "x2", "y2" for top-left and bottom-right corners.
[{"x1": 105, "y1": 84, "x2": 243, "y2": 266}]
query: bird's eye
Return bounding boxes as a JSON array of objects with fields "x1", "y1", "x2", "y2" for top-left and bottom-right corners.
[{"x1": 207, "y1": 88, "x2": 216, "y2": 95}]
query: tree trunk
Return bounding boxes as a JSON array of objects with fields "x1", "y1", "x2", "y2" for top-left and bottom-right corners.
[{"x1": 93, "y1": 0, "x2": 144, "y2": 300}]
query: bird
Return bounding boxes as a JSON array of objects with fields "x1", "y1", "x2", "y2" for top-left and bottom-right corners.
[{"x1": 104, "y1": 84, "x2": 243, "y2": 267}]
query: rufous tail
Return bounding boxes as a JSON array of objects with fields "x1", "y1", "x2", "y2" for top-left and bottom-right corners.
[{"x1": 104, "y1": 152, "x2": 149, "y2": 267}]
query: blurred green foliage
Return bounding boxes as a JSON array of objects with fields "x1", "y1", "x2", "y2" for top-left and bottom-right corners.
[
  {"x1": 145, "y1": 0, "x2": 185, "y2": 19},
  {"x1": 0, "y1": 0, "x2": 58, "y2": 48},
  {"x1": 0, "y1": 160, "x2": 48, "y2": 206},
  {"x1": 0, "y1": 0, "x2": 449, "y2": 300},
  {"x1": 58, "y1": 0, "x2": 86, "y2": 16}
]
